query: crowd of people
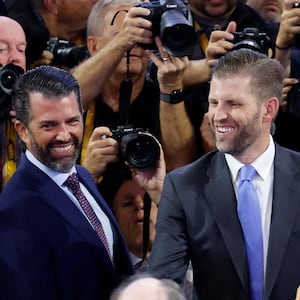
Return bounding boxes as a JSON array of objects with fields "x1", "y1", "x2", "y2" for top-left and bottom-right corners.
[{"x1": 1, "y1": 0, "x2": 300, "y2": 299}]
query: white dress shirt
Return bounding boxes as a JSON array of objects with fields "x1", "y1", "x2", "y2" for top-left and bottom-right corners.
[
  {"x1": 25, "y1": 150, "x2": 114, "y2": 259},
  {"x1": 225, "y1": 135, "x2": 275, "y2": 279}
]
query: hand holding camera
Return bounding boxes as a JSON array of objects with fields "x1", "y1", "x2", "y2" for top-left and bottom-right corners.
[
  {"x1": 81, "y1": 126, "x2": 119, "y2": 182},
  {"x1": 206, "y1": 21, "x2": 274, "y2": 70},
  {"x1": 111, "y1": 125, "x2": 161, "y2": 171},
  {"x1": 206, "y1": 21, "x2": 236, "y2": 69},
  {"x1": 276, "y1": 1, "x2": 300, "y2": 50},
  {"x1": 46, "y1": 38, "x2": 90, "y2": 69},
  {"x1": 111, "y1": 6, "x2": 153, "y2": 53},
  {"x1": 147, "y1": 36, "x2": 189, "y2": 94},
  {"x1": 136, "y1": 0, "x2": 197, "y2": 57}
]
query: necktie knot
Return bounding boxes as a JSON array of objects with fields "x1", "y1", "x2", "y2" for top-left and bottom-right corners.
[
  {"x1": 240, "y1": 165, "x2": 256, "y2": 182},
  {"x1": 65, "y1": 172, "x2": 80, "y2": 193}
]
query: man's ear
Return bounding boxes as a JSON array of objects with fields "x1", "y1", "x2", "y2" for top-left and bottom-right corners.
[
  {"x1": 43, "y1": 0, "x2": 59, "y2": 15},
  {"x1": 14, "y1": 120, "x2": 29, "y2": 146},
  {"x1": 87, "y1": 36, "x2": 98, "y2": 55},
  {"x1": 263, "y1": 97, "x2": 279, "y2": 122}
]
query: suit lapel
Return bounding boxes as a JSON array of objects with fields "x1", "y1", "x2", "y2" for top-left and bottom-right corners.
[
  {"x1": 20, "y1": 158, "x2": 115, "y2": 271},
  {"x1": 204, "y1": 153, "x2": 249, "y2": 292},
  {"x1": 264, "y1": 145, "x2": 300, "y2": 299},
  {"x1": 76, "y1": 167, "x2": 134, "y2": 273}
]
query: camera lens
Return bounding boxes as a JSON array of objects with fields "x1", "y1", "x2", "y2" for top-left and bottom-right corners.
[
  {"x1": 160, "y1": 9, "x2": 196, "y2": 57},
  {"x1": 121, "y1": 133, "x2": 160, "y2": 171},
  {"x1": 0, "y1": 64, "x2": 24, "y2": 95}
]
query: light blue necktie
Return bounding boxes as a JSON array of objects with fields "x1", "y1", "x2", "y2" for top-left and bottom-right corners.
[{"x1": 237, "y1": 165, "x2": 264, "y2": 300}]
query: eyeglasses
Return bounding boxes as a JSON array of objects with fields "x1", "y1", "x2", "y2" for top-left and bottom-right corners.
[{"x1": 110, "y1": 9, "x2": 129, "y2": 26}]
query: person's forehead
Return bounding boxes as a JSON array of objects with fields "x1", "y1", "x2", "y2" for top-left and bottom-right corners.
[
  {"x1": 0, "y1": 18, "x2": 26, "y2": 41},
  {"x1": 119, "y1": 278, "x2": 167, "y2": 300}
]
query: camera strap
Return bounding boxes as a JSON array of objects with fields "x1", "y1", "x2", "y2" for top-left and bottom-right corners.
[
  {"x1": 142, "y1": 193, "x2": 151, "y2": 262},
  {"x1": 194, "y1": 20, "x2": 209, "y2": 52},
  {"x1": 117, "y1": 51, "x2": 132, "y2": 125}
]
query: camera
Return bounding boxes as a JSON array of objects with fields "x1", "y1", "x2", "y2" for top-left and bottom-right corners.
[
  {"x1": 0, "y1": 64, "x2": 24, "y2": 122},
  {"x1": 111, "y1": 125, "x2": 160, "y2": 171},
  {"x1": 231, "y1": 27, "x2": 274, "y2": 56},
  {"x1": 137, "y1": 0, "x2": 197, "y2": 57},
  {"x1": 46, "y1": 37, "x2": 90, "y2": 69}
]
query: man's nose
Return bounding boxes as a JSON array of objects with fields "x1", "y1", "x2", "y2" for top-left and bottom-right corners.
[
  {"x1": 56, "y1": 125, "x2": 71, "y2": 141},
  {"x1": 7, "y1": 48, "x2": 22, "y2": 65},
  {"x1": 214, "y1": 105, "x2": 228, "y2": 121}
]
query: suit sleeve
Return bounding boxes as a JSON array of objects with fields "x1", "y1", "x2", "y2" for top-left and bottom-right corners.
[
  {"x1": 0, "y1": 207, "x2": 58, "y2": 299},
  {"x1": 147, "y1": 173, "x2": 190, "y2": 284}
]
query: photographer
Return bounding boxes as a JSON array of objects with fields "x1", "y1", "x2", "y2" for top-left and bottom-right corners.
[
  {"x1": 166, "y1": 0, "x2": 276, "y2": 158},
  {"x1": 0, "y1": 16, "x2": 26, "y2": 192},
  {"x1": 75, "y1": 0, "x2": 196, "y2": 180},
  {"x1": 272, "y1": 0, "x2": 300, "y2": 152},
  {"x1": 5, "y1": 0, "x2": 96, "y2": 69}
]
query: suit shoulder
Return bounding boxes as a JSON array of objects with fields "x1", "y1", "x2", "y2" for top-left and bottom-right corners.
[{"x1": 168, "y1": 150, "x2": 220, "y2": 179}]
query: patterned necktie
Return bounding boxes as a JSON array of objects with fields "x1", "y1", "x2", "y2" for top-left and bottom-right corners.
[
  {"x1": 237, "y1": 165, "x2": 263, "y2": 300},
  {"x1": 65, "y1": 172, "x2": 112, "y2": 260}
]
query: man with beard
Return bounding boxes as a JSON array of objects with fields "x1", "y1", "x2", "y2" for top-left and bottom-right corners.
[
  {"x1": 5, "y1": 0, "x2": 98, "y2": 68},
  {"x1": 147, "y1": 49, "x2": 300, "y2": 300},
  {"x1": 0, "y1": 65, "x2": 134, "y2": 300},
  {"x1": 173, "y1": 0, "x2": 276, "y2": 157}
]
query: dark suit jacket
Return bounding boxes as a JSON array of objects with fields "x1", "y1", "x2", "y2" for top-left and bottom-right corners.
[
  {"x1": 0, "y1": 156, "x2": 134, "y2": 300},
  {"x1": 148, "y1": 144, "x2": 300, "y2": 300}
]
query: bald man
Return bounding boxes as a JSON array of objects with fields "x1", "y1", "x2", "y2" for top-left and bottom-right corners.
[
  {"x1": 0, "y1": 16, "x2": 27, "y2": 191},
  {"x1": 110, "y1": 275, "x2": 186, "y2": 300}
]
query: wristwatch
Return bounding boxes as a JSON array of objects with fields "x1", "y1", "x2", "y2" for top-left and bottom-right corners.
[{"x1": 160, "y1": 89, "x2": 184, "y2": 104}]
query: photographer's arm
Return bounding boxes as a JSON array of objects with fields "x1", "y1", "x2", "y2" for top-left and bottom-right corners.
[
  {"x1": 274, "y1": 0, "x2": 300, "y2": 77},
  {"x1": 182, "y1": 58, "x2": 211, "y2": 87},
  {"x1": 72, "y1": 7, "x2": 152, "y2": 111},
  {"x1": 148, "y1": 37, "x2": 197, "y2": 171}
]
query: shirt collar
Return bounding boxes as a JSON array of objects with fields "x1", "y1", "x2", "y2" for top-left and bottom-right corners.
[
  {"x1": 25, "y1": 150, "x2": 77, "y2": 187},
  {"x1": 225, "y1": 135, "x2": 275, "y2": 183}
]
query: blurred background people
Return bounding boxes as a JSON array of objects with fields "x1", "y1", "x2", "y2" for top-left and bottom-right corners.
[
  {"x1": 272, "y1": 0, "x2": 300, "y2": 152},
  {"x1": 153, "y1": 0, "x2": 277, "y2": 158},
  {"x1": 74, "y1": 0, "x2": 195, "y2": 187},
  {"x1": 0, "y1": 0, "x2": 6, "y2": 14},
  {"x1": 0, "y1": 16, "x2": 26, "y2": 192},
  {"x1": 110, "y1": 274, "x2": 187, "y2": 300},
  {"x1": 5, "y1": 0, "x2": 98, "y2": 69},
  {"x1": 246, "y1": 0, "x2": 283, "y2": 23},
  {"x1": 99, "y1": 161, "x2": 162, "y2": 271}
]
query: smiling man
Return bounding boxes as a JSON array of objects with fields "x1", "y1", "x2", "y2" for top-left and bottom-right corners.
[
  {"x1": 0, "y1": 65, "x2": 134, "y2": 300},
  {"x1": 148, "y1": 49, "x2": 300, "y2": 300}
]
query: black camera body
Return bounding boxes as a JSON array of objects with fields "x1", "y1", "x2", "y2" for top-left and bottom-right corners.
[
  {"x1": 138, "y1": 0, "x2": 196, "y2": 57},
  {"x1": 0, "y1": 64, "x2": 24, "y2": 122},
  {"x1": 46, "y1": 37, "x2": 90, "y2": 69},
  {"x1": 111, "y1": 125, "x2": 160, "y2": 171},
  {"x1": 231, "y1": 27, "x2": 273, "y2": 56}
]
